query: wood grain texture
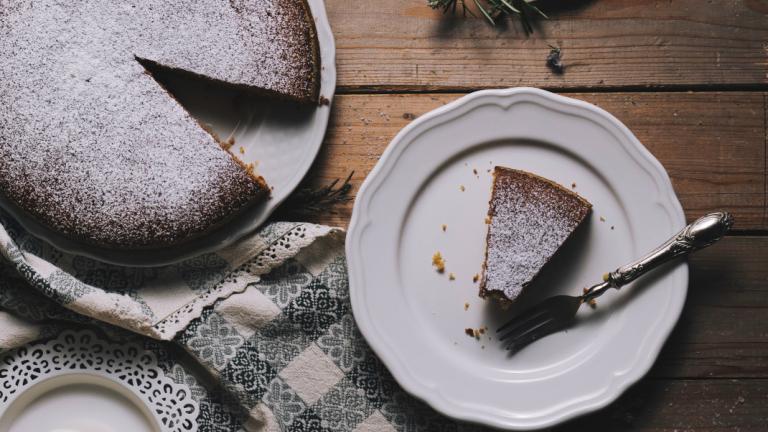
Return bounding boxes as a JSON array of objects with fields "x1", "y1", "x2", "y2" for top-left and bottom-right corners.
[
  {"x1": 297, "y1": 91, "x2": 766, "y2": 230},
  {"x1": 327, "y1": 0, "x2": 768, "y2": 91},
  {"x1": 650, "y1": 237, "x2": 768, "y2": 379},
  {"x1": 556, "y1": 378, "x2": 768, "y2": 431}
]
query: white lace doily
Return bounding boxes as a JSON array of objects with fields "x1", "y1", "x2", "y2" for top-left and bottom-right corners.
[{"x1": 0, "y1": 330, "x2": 198, "y2": 431}]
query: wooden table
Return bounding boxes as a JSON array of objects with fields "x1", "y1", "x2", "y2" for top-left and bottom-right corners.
[{"x1": 300, "y1": 1, "x2": 768, "y2": 430}]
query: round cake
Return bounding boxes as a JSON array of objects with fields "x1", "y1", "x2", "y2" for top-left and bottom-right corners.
[{"x1": 0, "y1": 0, "x2": 320, "y2": 249}]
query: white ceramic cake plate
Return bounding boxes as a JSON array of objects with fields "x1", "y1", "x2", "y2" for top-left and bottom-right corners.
[
  {"x1": 0, "y1": 331, "x2": 197, "y2": 432},
  {"x1": 346, "y1": 88, "x2": 686, "y2": 430},
  {"x1": 0, "y1": 0, "x2": 336, "y2": 267}
]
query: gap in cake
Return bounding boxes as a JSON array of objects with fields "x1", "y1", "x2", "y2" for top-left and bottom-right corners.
[
  {"x1": 135, "y1": 57, "x2": 317, "y2": 105},
  {"x1": 134, "y1": 57, "x2": 266, "y2": 190},
  {"x1": 135, "y1": 56, "x2": 314, "y2": 144},
  {"x1": 135, "y1": 56, "x2": 314, "y2": 191}
]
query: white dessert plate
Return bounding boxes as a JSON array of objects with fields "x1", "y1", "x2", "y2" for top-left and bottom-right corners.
[
  {"x1": 0, "y1": 0, "x2": 336, "y2": 267},
  {"x1": 0, "y1": 331, "x2": 197, "y2": 432},
  {"x1": 346, "y1": 88, "x2": 686, "y2": 430}
]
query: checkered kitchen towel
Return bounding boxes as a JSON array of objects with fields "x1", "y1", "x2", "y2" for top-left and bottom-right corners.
[{"x1": 0, "y1": 211, "x2": 480, "y2": 431}]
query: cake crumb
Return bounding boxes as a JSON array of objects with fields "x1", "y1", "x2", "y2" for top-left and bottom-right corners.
[
  {"x1": 481, "y1": 345, "x2": 485, "y2": 349},
  {"x1": 599, "y1": 216, "x2": 606, "y2": 222},
  {"x1": 432, "y1": 252, "x2": 445, "y2": 273},
  {"x1": 472, "y1": 273, "x2": 479, "y2": 283},
  {"x1": 583, "y1": 287, "x2": 597, "y2": 308},
  {"x1": 473, "y1": 168, "x2": 478, "y2": 175},
  {"x1": 448, "y1": 272, "x2": 456, "y2": 281},
  {"x1": 464, "y1": 302, "x2": 470, "y2": 311},
  {"x1": 441, "y1": 224, "x2": 447, "y2": 232},
  {"x1": 602, "y1": 273, "x2": 610, "y2": 282},
  {"x1": 484, "y1": 216, "x2": 491, "y2": 224},
  {"x1": 239, "y1": 146, "x2": 245, "y2": 154},
  {"x1": 611, "y1": 225, "x2": 615, "y2": 230},
  {"x1": 402, "y1": 112, "x2": 416, "y2": 120},
  {"x1": 466, "y1": 328, "x2": 479, "y2": 339},
  {"x1": 571, "y1": 182, "x2": 576, "y2": 188},
  {"x1": 222, "y1": 136, "x2": 236, "y2": 150},
  {"x1": 318, "y1": 96, "x2": 330, "y2": 106},
  {"x1": 459, "y1": 185, "x2": 465, "y2": 192}
]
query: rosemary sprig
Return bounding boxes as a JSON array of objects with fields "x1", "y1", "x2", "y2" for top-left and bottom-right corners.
[
  {"x1": 428, "y1": 0, "x2": 547, "y2": 34},
  {"x1": 274, "y1": 172, "x2": 354, "y2": 219}
]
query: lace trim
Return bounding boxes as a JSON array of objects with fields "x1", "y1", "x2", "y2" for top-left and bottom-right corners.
[{"x1": 152, "y1": 224, "x2": 337, "y2": 340}]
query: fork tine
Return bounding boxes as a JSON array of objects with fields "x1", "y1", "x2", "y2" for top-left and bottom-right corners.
[
  {"x1": 496, "y1": 295, "x2": 583, "y2": 353},
  {"x1": 498, "y1": 312, "x2": 553, "y2": 342},
  {"x1": 504, "y1": 318, "x2": 563, "y2": 353},
  {"x1": 496, "y1": 304, "x2": 550, "y2": 334},
  {"x1": 497, "y1": 310, "x2": 552, "y2": 341},
  {"x1": 503, "y1": 315, "x2": 554, "y2": 343}
]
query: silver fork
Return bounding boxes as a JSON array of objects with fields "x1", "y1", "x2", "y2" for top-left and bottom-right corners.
[{"x1": 497, "y1": 211, "x2": 733, "y2": 353}]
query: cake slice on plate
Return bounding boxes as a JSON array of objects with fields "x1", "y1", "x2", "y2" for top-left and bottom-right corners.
[{"x1": 479, "y1": 167, "x2": 592, "y2": 304}]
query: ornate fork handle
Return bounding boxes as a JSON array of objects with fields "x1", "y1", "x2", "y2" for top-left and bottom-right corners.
[{"x1": 607, "y1": 212, "x2": 733, "y2": 289}]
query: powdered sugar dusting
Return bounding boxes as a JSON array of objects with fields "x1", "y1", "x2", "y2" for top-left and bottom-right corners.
[
  {"x1": 0, "y1": 0, "x2": 317, "y2": 248},
  {"x1": 135, "y1": 0, "x2": 318, "y2": 100},
  {"x1": 481, "y1": 168, "x2": 591, "y2": 301}
]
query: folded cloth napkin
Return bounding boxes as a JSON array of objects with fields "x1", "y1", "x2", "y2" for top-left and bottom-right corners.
[{"x1": 0, "y1": 211, "x2": 477, "y2": 431}]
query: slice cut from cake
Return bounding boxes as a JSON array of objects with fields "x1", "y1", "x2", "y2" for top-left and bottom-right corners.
[{"x1": 479, "y1": 167, "x2": 592, "y2": 304}]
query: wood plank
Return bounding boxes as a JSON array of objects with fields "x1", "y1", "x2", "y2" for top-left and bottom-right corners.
[
  {"x1": 650, "y1": 237, "x2": 768, "y2": 379},
  {"x1": 555, "y1": 378, "x2": 768, "y2": 431},
  {"x1": 327, "y1": 0, "x2": 768, "y2": 91},
  {"x1": 294, "y1": 91, "x2": 766, "y2": 230}
]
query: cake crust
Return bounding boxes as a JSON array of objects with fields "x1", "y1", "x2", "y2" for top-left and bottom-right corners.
[
  {"x1": 479, "y1": 167, "x2": 592, "y2": 304},
  {"x1": 0, "y1": 0, "x2": 320, "y2": 249}
]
